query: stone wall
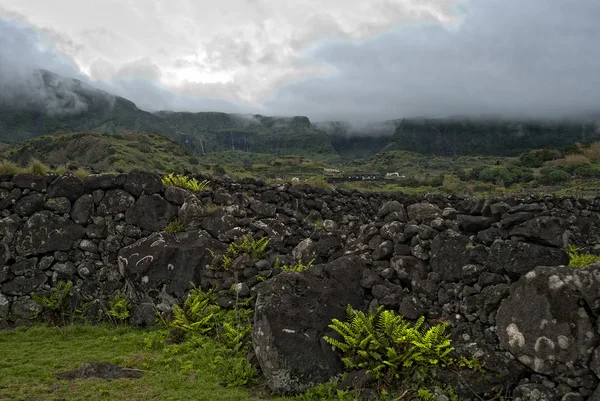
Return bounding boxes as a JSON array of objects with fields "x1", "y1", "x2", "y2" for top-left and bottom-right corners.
[{"x1": 2, "y1": 170, "x2": 600, "y2": 400}]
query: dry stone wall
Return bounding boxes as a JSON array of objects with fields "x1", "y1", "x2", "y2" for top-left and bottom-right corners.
[{"x1": 2, "y1": 170, "x2": 600, "y2": 400}]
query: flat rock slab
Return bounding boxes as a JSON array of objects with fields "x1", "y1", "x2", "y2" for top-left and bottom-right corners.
[{"x1": 58, "y1": 362, "x2": 142, "y2": 380}]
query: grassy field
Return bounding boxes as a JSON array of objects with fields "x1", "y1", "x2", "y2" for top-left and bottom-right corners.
[{"x1": 0, "y1": 325, "x2": 282, "y2": 401}]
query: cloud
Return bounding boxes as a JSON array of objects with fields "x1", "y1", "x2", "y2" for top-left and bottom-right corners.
[
  {"x1": 1, "y1": 0, "x2": 599, "y2": 122},
  {"x1": 264, "y1": 0, "x2": 600, "y2": 121}
]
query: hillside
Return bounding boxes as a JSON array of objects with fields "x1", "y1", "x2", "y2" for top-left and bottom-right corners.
[
  {"x1": 0, "y1": 70, "x2": 174, "y2": 143},
  {"x1": 386, "y1": 117, "x2": 600, "y2": 156},
  {"x1": 1, "y1": 131, "x2": 200, "y2": 173},
  {"x1": 156, "y1": 111, "x2": 340, "y2": 162}
]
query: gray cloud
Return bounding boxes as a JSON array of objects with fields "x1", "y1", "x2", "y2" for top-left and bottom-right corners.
[
  {"x1": 264, "y1": 0, "x2": 600, "y2": 121},
  {"x1": 1, "y1": 0, "x2": 600, "y2": 123}
]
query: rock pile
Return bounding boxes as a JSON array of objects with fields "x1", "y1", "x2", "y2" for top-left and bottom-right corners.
[{"x1": 3, "y1": 170, "x2": 600, "y2": 399}]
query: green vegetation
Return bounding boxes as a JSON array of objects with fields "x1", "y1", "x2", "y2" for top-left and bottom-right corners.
[
  {"x1": 106, "y1": 293, "x2": 132, "y2": 326},
  {"x1": 2, "y1": 131, "x2": 202, "y2": 174},
  {"x1": 324, "y1": 306, "x2": 456, "y2": 384},
  {"x1": 281, "y1": 259, "x2": 315, "y2": 273},
  {"x1": 162, "y1": 173, "x2": 209, "y2": 192},
  {"x1": 567, "y1": 244, "x2": 600, "y2": 268},
  {"x1": 28, "y1": 158, "x2": 49, "y2": 176},
  {"x1": 31, "y1": 280, "x2": 74, "y2": 326},
  {"x1": 166, "y1": 218, "x2": 185, "y2": 233},
  {"x1": 0, "y1": 324, "x2": 272, "y2": 401},
  {"x1": 211, "y1": 236, "x2": 270, "y2": 271}
]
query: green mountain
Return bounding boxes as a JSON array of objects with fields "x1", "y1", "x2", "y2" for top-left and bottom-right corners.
[
  {"x1": 0, "y1": 70, "x2": 174, "y2": 143},
  {"x1": 2, "y1": 131, "x2": 200, "y2": 173},
  {"x1": 2, "y1": 69, "x2": 599, "y2": 164},
  {"x1": 156, "y1": 111, "x2": 340, "y2": 162},
  {"x1": 385, "y1": 117, "x2": 600, "y2": 157}
]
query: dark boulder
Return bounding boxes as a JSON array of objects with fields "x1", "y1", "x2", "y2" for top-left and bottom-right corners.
[
  {"x1": 71, "y1": 195, "x2": 94, "y2": 225},
  {"x1": 377, "y1": 201, "x2": 406, "y2": 220},
  {"x1": 164, "y1": 186, "x2": 189, "y2": 205},
  {"x1": 430, "y1": 230, "x2": 488, "y2": 282},
  {"x1": 125, "y1": 194, "x2": 178, "y2": 231},
  {"x1": 457, "y1": 214, "x2": 497, "y2": 232},
  {"x1": 11, "y1": 174, "x2": 47, "y2": 191},
  {"x1": 97, "y1": 189, "x2": 135, "y2": 216},
  {"x1": 45, "y1": 197, "x2": 71, "y2": 214},
  {"x1": 14, "y1": 193, "x2": 44, "y2": 217},
  {"x1": 124, "y1": 171, "x2": 163, "y2": 197},
  {"x1": 486, "y1": 240, "x2": 569, "y2": 280},
  {"x1": 118, "y1": 231, "x2": 227, "y2": 297},
  {"x1": 47, "y1": 175, "x2": 85, "y2": 201},
  {"x1": 0, "y1": 188, "x2": 22, "y2": 209},
  {"x1": 178, "y1": 195, "x2": 205, "y2": 229},
  {"x1": 15, "y1": 211, "x2": 85, "y2": 256},
  {"x1": 497, "y1": 265, "x2": 599, "y2": 378},
  {"x1": 83, "y1": 173, "x2": 126, "y2": 190},
  {"x1": 510, "y1": 216, "x2": 570, "y2": 248},
  {"x1": 252, "y1": 256, "x2": 365, "y2": 394},
  {"x1": 201, "y1": 214, "x2": 237, "y2": 239},
  {"x1": 406, "y1": 202, "x2": 442, "y2": 223},
  {"x1": 0, "y1": 215, "x2": 21, "y2": 264}
]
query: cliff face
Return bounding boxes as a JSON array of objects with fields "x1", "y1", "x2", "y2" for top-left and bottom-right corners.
[{"x1": 2, "y1": 171, "x2": 600, "y2": 399}]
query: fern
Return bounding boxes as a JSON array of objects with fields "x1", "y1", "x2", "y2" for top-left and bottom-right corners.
[
  {"x1": 106, "y1": 293, "x2": 132, "y2": 326},
  {"x1": 162, "y1": 173, "x2": 210, "y2": 192},
  {"x1": 212, "y1": 235, "x2": 270, "y2": 271},
  {"x1": 282, "y1": 259, "x2": 315, "y2": 272},
  {"x1": 324, "y1": 306, "x2": 456, "y2": 383},
  {"x1": 31, "y1": 281, "x2": 73, "y2": 325},
  {"x1": 567, "y1": 244, "x2": 600, "y2": 268}
]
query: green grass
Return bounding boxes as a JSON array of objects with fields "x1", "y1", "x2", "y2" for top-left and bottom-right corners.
[{"x1": 0, "y1": 324, "x2": 282, "y2": 401}]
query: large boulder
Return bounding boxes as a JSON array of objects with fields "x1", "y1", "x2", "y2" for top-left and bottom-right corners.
[
  {"x1": 430, "y1": 230, "x2": 488, "y2": 282},
  {"x1": 124, "y1": 171, "x2": 163, "y2": 197},
  {"x1": 47, "y1": 175, "x2": 85, "y2": 201},
  {"x1": 97, "y1": 189, "x2": 135, "y2": 216},
  {"x1": 83, "y1": 173, "x2": 126, "y2": 190},
  {"x1": 125, "y1": 194, "x2": 178, "y2": 231},
  {"x1": 486, "y1": 240, "x2": 569, "y2": 280},
  {"x1": 71, "y1": 195, "x2": 94, "y2": 225},
  {"x1": 118, "y1": 231, "x2": 227, "y2": 297},
  {"x1": 0, "y1": 215, "x2": 21, "y2": 264},
  {"x1": 407, "y1": 202, "x2": 442, "y2": 223},
  {"x1": 15, "y1": 211, "x2": 85, "y2": 256},
  {"x1": 252, "y1": 256, "x2": 365, "y2": 394},
  {"x1": 14, "y1": 193, "x2": 45, "y2": 217},
  {"x1": 11, "y1": 174, "x2": 47, "y2": 191},
  {"x1": 497, "y1": 265, "x2": 599, "y2": 380},
  {"x1": 510, "y1": 216, "x2": 570, "y2": 248}
]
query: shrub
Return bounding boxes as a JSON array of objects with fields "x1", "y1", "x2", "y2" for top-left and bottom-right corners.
[
  {"x1": 211, "y1": 235, "x2": 270, "y2": 270},
  {"x1": 162, "y1": 173, "x2": 209, "y2": 192},
  {"x1": 519, "y1": 148, "x2": 560, "y2": 168},
  {"x1": 106, "y1": 293, "x2": 132, "y2": 326},
  {"x1": 563, "y1": 154, "x2": 591, "y2": 165},
  {"x1": 538, "y1": 167, "x2": 571, "y2": 184},
  {"x1": 53, "y1": 164, "x2": 68, "y2": 175},
  {"x1": 31, "y1": 281, "x2": 73, "y2": 325},
  {"x1": 168, "y1": 286, "x2": 253, "y2": 352},
  {"x1": 567, "y1": 244, "x2": 600, "y2": 268},
  {"x1": 582, "y1": 142, "x2": 600, "y2": 163},
  {"x1": 166, "y1": 218, "x2": 184, "y2": 233},
  {"x1": 0, "y1": 160, "x2": 19, "y2": 174},
  {"x1": 28, "y1": 158, "x2": 48, "y2": 176},
  {"x1": 324, "y1": 306, "x2": 456, "y2": 383},
  {"x1": 442, "y1": 174, "x2": 461, "y2": 193},
  {"x1": 73, "y1": 167, "x2": 90, "y2": 179}
]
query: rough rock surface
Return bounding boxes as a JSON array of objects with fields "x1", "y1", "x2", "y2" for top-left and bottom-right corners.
[
  {"x1": 497, "y1": 265, "x2": 599, "y2": 380},
  {"x1": 252, "y1": 256, "x2": 365, "y2": 394},
  {"x1": 118, "y1": 231, "x2": 227, "y2": 297}
]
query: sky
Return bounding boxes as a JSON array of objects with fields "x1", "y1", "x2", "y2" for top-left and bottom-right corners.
[{"x1": 0, "y1": 0, "x2": 599, "y2": 122}]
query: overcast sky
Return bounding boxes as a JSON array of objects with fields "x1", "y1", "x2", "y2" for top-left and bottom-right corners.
[{"x1": 1, "y1": 0, "x2": 599, "y2": 122}]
